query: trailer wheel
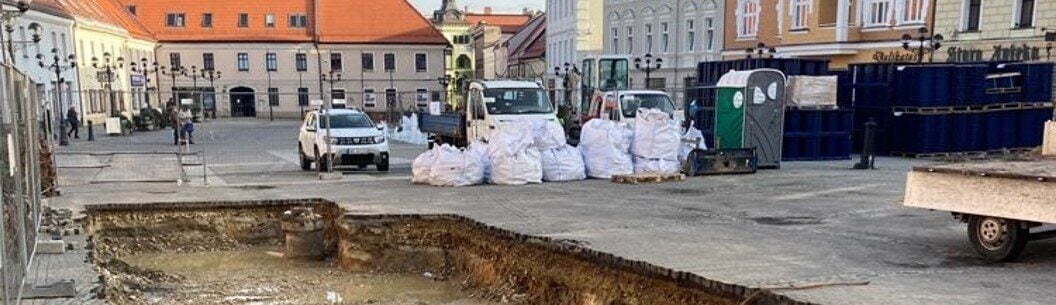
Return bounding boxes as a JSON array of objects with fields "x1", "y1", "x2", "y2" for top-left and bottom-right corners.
[{"x1": 968, "y1": 216, "x2": 1028, "y2": 262}]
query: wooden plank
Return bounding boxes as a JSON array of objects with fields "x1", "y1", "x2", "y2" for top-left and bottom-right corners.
[
  {"x1": 611, "y1": 173, "x2": 686, "y2": 184},
  {"x1": 912, "y1": 159, "x2": 1056, "y2": 183},
  {"x1": 903, "y1": 170, "x2": 1056, "y2": 224}
]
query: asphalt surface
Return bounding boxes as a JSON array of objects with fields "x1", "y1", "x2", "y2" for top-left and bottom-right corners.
[{"x1": 49, "y1": 119, "x2": 1056, "y2": 305}]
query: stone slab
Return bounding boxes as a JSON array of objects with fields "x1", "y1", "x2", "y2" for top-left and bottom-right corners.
[
  {"x1": 36, "y1": 240, "x2": 66, "y2": 254},
  {"x1": 1044, "y1": 120, "x2": 1055, "y2": 156}
]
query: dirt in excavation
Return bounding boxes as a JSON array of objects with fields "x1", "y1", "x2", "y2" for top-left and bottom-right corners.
[{"x1": 117, "y1": 245, "x2": 499, "y2": 305}]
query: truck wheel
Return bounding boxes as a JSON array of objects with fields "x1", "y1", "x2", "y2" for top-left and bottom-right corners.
[
  {"x1": 968, "y1": 216, "x2": 1029, "y2": 262},
  {"x1": 299, "y1": 145, "x2": 312, "y2": 171}
]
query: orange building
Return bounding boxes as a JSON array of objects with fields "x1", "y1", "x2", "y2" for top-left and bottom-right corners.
[{"x1": 724, "y1": 0, "x2": 937, "y2": 68}]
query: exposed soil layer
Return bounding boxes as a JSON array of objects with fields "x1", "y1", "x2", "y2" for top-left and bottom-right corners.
[{"x1": 86, "y1": 199, "x2": 808, "y2": 305}]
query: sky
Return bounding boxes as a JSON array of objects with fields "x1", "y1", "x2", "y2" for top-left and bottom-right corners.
[{"x1": 408, "y1": 0, "x2": 545, "y2": 14}]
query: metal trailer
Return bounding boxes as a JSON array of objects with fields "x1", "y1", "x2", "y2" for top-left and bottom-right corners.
[{"x1": 903, "y1": 159, "x2": 1056, "y2": 261}]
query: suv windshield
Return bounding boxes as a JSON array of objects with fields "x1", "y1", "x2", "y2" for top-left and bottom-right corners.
[
  {"x1": 483, "y1": 88, "x2": 554, "y2": 115},
  {"x1": 319, "y1": 113, "x2": 375, "y2": 129},
  {"x1": 621, "y1": 94, "x2": 676, "y2": 118}
]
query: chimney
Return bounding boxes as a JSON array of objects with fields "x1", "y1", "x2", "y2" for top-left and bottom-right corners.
[
  {"x1": 464, "y1": 6, "x2": 469, "y2": 13},
  {"x1": 484, "y1": 7, "x2": 492, "y2": 15}
]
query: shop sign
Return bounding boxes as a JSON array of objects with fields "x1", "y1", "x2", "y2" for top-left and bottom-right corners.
[
  {"x1": 872, "y1": 50, "x2": 919, "y2": 63},
  {"x1": 945, "y1": 43, "x2": 1055, "y2": 63}
]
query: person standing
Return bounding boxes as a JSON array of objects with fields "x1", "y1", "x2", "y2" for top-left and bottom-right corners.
[
  {"x1": 65, "y1": 106, "x2": 79, "y2": 139},
  {"x1": 180, "y1": 106, "x2": 195, "y2": 145},
  {"x1": 168, "y1": 101, "x2": 180, "y2": 145}
]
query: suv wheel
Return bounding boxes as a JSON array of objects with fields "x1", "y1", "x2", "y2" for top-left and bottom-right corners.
[
  {"x1": 376, "y1": 153, "x2": 390, "y2": 172},
  {"x1": 315, "y1": 147, "x2": 330, "y2": 172}
]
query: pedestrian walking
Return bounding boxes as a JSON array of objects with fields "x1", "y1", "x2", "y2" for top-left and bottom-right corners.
[
  {"x1": 65, "y1": 106, "x2": 79, "y2": 139},
  {"x1": 180, "y1": 106, "x2": 195, "y2": 145}
]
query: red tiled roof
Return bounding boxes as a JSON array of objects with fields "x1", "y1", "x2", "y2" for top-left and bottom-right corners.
[
  {"x1": 315, "y1": 0, "x2": 447, "y2": 44},
  {"x1": 29, "y1": 0, "x2": 73, "y2": 19},
  {"x1": 466, "y1": 13, "x2": 529, "y2": 33},
  {"x1": 54, "y1": 0, "x2": 156, "y2": 41},
  {"x1": 118, "y1": 0, "x2": 312, "y2": 42}
]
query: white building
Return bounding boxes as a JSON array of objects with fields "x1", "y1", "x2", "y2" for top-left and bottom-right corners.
[
  {"x1": 546, "y1": 0, "x2": 604, "y2": 95},
  {"x1": 2, "y1": 0, "x2": 80, "y2": 127},
  {"x1": 603, "y1": 0, "x2": 724, "y2": 101}
]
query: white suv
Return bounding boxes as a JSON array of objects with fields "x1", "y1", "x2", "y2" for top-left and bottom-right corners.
[{"x1": 298, "y1": 109, "x2": 390, "y2": 171}]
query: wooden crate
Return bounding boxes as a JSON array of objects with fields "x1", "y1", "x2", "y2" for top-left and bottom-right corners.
[{"x1": 611, "y1": 172, "x2": 686, "y2": 184}]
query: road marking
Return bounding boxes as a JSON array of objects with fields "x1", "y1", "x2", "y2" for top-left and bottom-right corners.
[{"x1": 774, "y1": 183, "x2": 883, "y2": 200}]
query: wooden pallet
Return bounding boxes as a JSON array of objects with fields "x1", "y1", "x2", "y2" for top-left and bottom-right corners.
[{"x1": 611, "y1": 172, "x2": 686, "y2": 184}]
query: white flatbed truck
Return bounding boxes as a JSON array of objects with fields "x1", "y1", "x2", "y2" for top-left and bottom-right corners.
[{"x1": 903, "y1": 158, "x2": 1056, "y2": 261}]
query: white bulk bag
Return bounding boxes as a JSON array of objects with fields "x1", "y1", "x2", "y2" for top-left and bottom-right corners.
[
  {"x1": 632, "y1": 108, "x2": 681, "y2": 160},
  {"x1": 532, "y1": 120, "x2": 567, "y2": 150},
  {"x1": 541, "y1": 145, "x2": 586, "y2": 182},
  {"x1": 411, "y1": 148, "x2": 438, "y2": 184},
  {"x1": 487, "y1": 120, "x2": 535, "y2": 157},
  {"x1": 467, "y1": 141, "x2": 491, "y2": 182},
  {"x1": 579, "y1": 119, "x2": 634, "y2": 179},
  {"x1": 428, "y1": 145, "x2": 485, "y2": 187},
  {"x1": 490, "y1": 149, "x2": 543, "y2": 185},
  {"x1": 633, "y1": 156, "x2": 682, "y2": 174},
  {"x1": 679, "y1": 124, "x2": 707, "y2": 162}
]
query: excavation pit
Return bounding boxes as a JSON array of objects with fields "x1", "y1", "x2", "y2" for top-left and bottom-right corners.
[{"x1": 85, "y1": 199, "x2": 808, "y2": 305}]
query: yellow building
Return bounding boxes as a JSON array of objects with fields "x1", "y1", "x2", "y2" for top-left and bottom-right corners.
[{"x1": 431, "y1": 1, "x2": 530, "y2": 97}]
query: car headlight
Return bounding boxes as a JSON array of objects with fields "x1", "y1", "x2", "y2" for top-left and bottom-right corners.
[{"x1": 374, "y1": 136, "x2": 386, "y2": 144}]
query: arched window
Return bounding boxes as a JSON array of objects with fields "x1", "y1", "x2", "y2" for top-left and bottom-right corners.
[
  {"x1": 736, "y1": 0, "x2": 759, "y2": 38},
  {"x1": 456, "y1": 55, "x2": 471, "y2": 70}
]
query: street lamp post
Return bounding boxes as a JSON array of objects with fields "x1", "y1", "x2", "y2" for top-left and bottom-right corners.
[
  {"x1": 91, "y1": 52, "x2": 125, "y2": 117},
  {"x1": 901, "y1": 27, "x2": 944, "y2": 64},
  {"x1": 437, "y1": 75, "x2": 452, "y2": 107},
  {"x1": 633, "y1": 54, "x2": 663, "y2": 89},
  {"x1": 37, "y1": 48, "x2": 76, "y2": 145},
  {"x1": 184, "y1": 66, "x2": 201, "y2": 119},
  {"x1": 745, "y1": 42, "x2": 778, "y2": 59},
  {"x1": 553, "y1": 63, "x2": 578, "y2": 128},
  {"x1": 160, "y1": 64, "x2": 185, "y2": 107},
  {"x1": 201, "y1": 69, "x2": 222, "y2": 119},
  {"x1": 130, "y1": 58, "x2": 160, "y2": 110},
  {"x1": 0, "y1": 2, "x2": 34, "y2": 63},
  {"x1": 320, "y1": 70, "x2": 341, "y2": 173}
]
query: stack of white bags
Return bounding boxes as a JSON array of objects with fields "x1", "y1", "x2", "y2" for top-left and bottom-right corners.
[
  {"x1": 631, "y1": 108, "x2": 682, "y2": 174},
  {"x1": 389, "y1": 114, "x2": 429, "y2": 145},
  {"x1": 412, "y1": 119, "x2": 584, "y2": 187},
  {"x1": 578, "y1": 119, "x2": 634, "y2": 179}
]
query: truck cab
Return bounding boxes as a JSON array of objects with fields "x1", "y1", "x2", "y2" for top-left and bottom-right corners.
[
  {"x1": 585, "y1": 90, "x2": 678, "y2": 124},
  {"x1": 420, "y1": 80, "x2": 559, "y2": 147}
]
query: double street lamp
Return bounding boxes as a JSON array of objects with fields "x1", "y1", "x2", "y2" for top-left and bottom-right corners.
[
  {"x1": 159, "y1": 64, "x2": 185, "y2": 108},
  {"x1": 633, "y1": 54, "x2": 662, "y2": 89},
  {"x1": 91, "y1": 52, "x2": 124, "y2": 117},
  {"x1": 745, "y1": 42, "x2": 778, "y2": 59},
  {"x1": 553, "y1": 63, "x2": 578, "y2": 124},
  {"x1": 901, "y1": 27, "x2": 944, "y2": 64},
  {"x1": 201, "y1": 69, "x2": 222, "y2": 119},
  {"x1": 37, "y1": 48, "x2": 75, "y2": 145},
  {"x1": 129, "y1": 58, "x2": 162, "y2": 110}
]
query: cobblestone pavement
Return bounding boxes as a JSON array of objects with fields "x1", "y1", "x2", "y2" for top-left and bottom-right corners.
[{"x1": 38, "y1": 118, "x2": 1056, "y2": 305}]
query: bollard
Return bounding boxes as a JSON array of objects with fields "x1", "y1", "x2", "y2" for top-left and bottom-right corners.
[
  {"x1": 86, "y1": 120, "x2": 95, "y2": 141},
  {"x1": 853, "y1": 118, "x2": 877, "y2": 170},
  {"x1": 59, "y1": 120, "x2": 69, "y2": 146},
  {"x1": 281, "y1": 207, "x2": 326, "y2": 260}
]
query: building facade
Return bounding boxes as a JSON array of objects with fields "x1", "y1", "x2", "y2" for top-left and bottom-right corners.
[
  {"x1": 2, "y1": 0, "x2": 80, "y2": 127},
  {"x1": 547, "y1": 0, "x2": 604, "y2": 91},
  {"x1": 933, "y1": 0, "x2": 1056, "y2": 64},
  {"x1": 121, "y1": 0, "x2": 449, "y2": 121},
  {"x1": 506, "y1": 14, "x2": 548, "y2": 79},
  {"x1": 723, "y1": 0, "x2": 937, "y2": 68},
  {"x1": 604, "y1": 0, "x2": 724, "y2": 95},
  {"x1": 432, "y1": 1, "x2": 531, "y2": 94}
]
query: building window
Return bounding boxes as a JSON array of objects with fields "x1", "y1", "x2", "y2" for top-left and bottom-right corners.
[
  {"x1": 238, "y1": 13, "x2": 249, "y2": 27},
  {"x1": 330, "y1": 52, "x2": 342, "y2": 71},
  {"x1": 203, "y1": 53, "x2": 214, "y2": 70},
  {"x1": 456, "y1": 55, "x2": 471, "y2": 69},
  {"x1": 289, "y1": 14, "x2": 308, "y2": 28},
  {"x1": 645, "y1": 24, "x2": 653, "y2": 53},
  {"x1": 265, "y1": 13, "x2": 276, "y2": 27},
  {"x1": 296, "y1": 53, "x2": 307, "y2": 72},
  {"x1": 268, "y1": 87, "x2": 279, "y2": 106},
  {"x1": 363, "y1": 89, "x2": 377, "y2": 108},
  {"x1": 202, "y1": 13, "x2": 213, "y2": 27},
  {"x1": 127, "y1": 5, "x2": 136, "y2": 15},
  {"x1": 453, "y1": 34, "x2": 471, "y2": 44},
  {"x1": 705, "y1": 18, "x2": 715, "y2": 51},
  {"x1": 384, "y1": 53, "x2": 395, "y2": 72},
  {"x1": 864, "y1": 0, "x2": 892, "y2": 27},
  {"x1": 791, "y1": 0, "x2": 811, "y2": 30},
  {"x1": 298, "y1": 87, "x2": 309, "y2": 106},
  {"x1": 686, "y1": 20, "x2": 696, "y2": 52},
  {"x1": 237, "y1": 53, "x2": 249, "y2": 71},
  {"x1": 415, "y1": 53, "x2": 427, "y2": 73},
  {"x1": 626, "y1": 26, "x2": 633, "y2": 55},
  {"x1": 611, "y1": 27, "x2": 619, "y2": 53},
  {"x1": 331, "y1": 89, "x2": 346, "y2": 101},
  {"x1": 1014, "y1": 0, "x2": 1034, "y2": 28},
  {"x1": 736, "y1": 0, "x2": 759, "y2": 37},
  {"x1": 416, "y1": 89, "x2": 429, "y2": 108},
  {"x1": 266, "y1": 52, "x2": 278, "y2": 71},
  {"x1": 963, "y1": 0, "x2": 981, "y2": 31},
  {"x1": 169, "y1": 53, "x2": 181, "y2": 69},
  {"x1": 361, "y1": 53, "x2": 374, "y2": 71},
  {"x1": 166, "y1": 13, "x2": 186, "y2": 27},
  {"x1": 897, "y1": 0, "x2": 927, "y2": 24},
  {"x1": 661, "y1": 22, "x2": 669, "y2": 53}
]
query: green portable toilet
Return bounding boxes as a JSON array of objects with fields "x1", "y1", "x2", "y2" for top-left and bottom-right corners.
[{"x1": 714, "y1": 69, "x2": 786, "y2": 169}]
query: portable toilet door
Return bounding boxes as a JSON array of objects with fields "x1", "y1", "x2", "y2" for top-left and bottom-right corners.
[{"x1": 714, "y1": 69, "x2": 786, "y2": 169}]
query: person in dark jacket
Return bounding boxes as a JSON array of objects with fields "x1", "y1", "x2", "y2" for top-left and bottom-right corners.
[
  {"x1": 168, "y1": 101, "x2": 181, "y2": 145},
  {"x1": 66, "y1": 106, "x2": 79, "y2": 139}
]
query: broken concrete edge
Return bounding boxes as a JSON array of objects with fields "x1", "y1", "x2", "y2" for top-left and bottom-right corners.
[
  {"x1": 81, "y1": 198, "x2": 816, "y2": 305},
  {"x1": 1044, "y1": 120, "x2": 1055, "y2": 156}
]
